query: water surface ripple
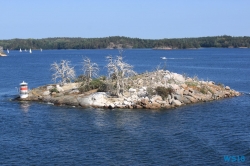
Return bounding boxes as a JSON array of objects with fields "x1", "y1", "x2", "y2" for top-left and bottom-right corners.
[{"x1": 0, "y1": 49, "x2": 249, "y2": 165}]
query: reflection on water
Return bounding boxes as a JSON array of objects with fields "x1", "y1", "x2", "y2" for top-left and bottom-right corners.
[
  {"x1": 93, "y1": 109, "x2": 108, "y2": 128},
  {"x1": 20, "y1": 102, "x2": 30, "y2": 112}
]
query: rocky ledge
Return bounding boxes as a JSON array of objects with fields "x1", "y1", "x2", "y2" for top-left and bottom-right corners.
[
  {"x1": 16, "y1": 70, "x2": 240, "y2": 109},
  {"x1": 0, "y1": 53, "x2": 7, "y2": 56}
]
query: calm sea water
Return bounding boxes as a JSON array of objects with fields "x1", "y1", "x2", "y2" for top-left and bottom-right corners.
[{"x1": 0, "y1": 49, "x2": 250, "y2": 165}]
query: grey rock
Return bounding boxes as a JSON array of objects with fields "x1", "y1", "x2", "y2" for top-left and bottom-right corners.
[
  {"x1": 43, "y1": 96, "x2": 52, "y2": 102},
  {"x1": 183, "y1": 90, "x2": 189, "y2": 95},
  {"x1": 171, "y1": 100, "x2": 182, "y2": 106},
  {"x1": 185, "y1": 96, "x2": 197, "y2": 103},
  {"x1": 62, "y1": 96, "x2": 79, "y2": 106},
  {"x1": 214, "y1": 92, "x2": 224, "y2": 98},
  {"x1": 56, "y1": 84, "x2": 64, "y2": 92},
  {"x1": 42, "y1": 91, "x2": 50, "y2": 96},
  {"x1": 208, "y1": 81, "x2": 215, "y2": 85},
  {"x1": 174, "y1": 95, "x2": 190, "y2": 104},
  {"x1": 78, "y1": 96, "x2": 91, "y2": 107},
  {"x1": 167, "y1": 94, "x2": 171, "y2": 100},
  {"x1": 69, "y1": 90, "x2": 80, "y2": 94},
  {"x1": 47, "y1": 85, "x2": 54, "y2": 91}
]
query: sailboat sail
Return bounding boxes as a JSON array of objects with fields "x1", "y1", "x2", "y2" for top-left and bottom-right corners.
[
  {"x1": 20, "y1": 48, "x2": 22, "y2": 52},
  {"x1": 7, "y1": 49, "x2": 9, "y2": 53},
  {"x1": 29, "y1": 48, "x2": 32, "y2": 53}
]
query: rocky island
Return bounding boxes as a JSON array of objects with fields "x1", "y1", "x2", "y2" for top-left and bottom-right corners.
[{"x1": 17, "y1": 69, "x2": 240, "y2": 109}]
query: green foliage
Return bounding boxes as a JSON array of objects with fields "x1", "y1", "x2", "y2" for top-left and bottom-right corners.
[
  {"x1": 78, "y1": 79, "x2": 105, "y2": 93},
  {"x1": 199, "y1": 86, "x2": 208, "y2": 94},
  {"x1": 97, "y1": 83, "x2": 113, "y2": 92},
  {"x1": 78, "y1": 85, "x2": 91, "y2": 93},
  {"x1": 1, "y1": 35, "x2": 249, "y2": 50},
  {"x1": 155, "y1": 86, "x2": 174, "y2": 99},
  {"x1": 50, "y1": 87, "x2": 59, "y2": 93},
  {"x1": 89, "y1": 79, "x2": 103, "y2": 89}
]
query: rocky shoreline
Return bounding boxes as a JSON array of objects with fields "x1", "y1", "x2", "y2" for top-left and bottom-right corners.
[
  {"x1": 0, "y1": 53, "x2": 7, "y2": 56},
  {"x1": 15, "y1": 70, "x2": 240, "y2": 109}
]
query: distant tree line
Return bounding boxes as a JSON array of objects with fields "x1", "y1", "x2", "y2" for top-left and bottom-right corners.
[{"x1": 0, "y1": 35, "x2": 250, "y2": 50}]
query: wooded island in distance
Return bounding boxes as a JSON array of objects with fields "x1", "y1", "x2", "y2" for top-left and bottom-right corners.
[{"x1": 1, "y1": 35, "x2": 250, "y2": 50}]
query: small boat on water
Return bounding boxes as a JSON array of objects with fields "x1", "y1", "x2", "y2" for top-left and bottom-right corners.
[
  {"x1": 25, "y1": 49, "x2": 27, "y2": 52},
  {"x1": 40, "y1": 48, "x2": 42, "y2": 52},
  {"x1": 7, "y1": 49, "x2": 9, "y2": 53},
  {"x1": 29, "y1": 48, "x2": 32, "y2": 53},
  {"x1": 20, "y1": 48, "x2": 22, "y2": 52},
  {"x1": 161, "y1": 57, "x2": 167, "y2": 60}
]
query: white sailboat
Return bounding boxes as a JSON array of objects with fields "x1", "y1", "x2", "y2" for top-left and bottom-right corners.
[
  {"x1": 25, "y1": 49, "x2": 27, "y2": 52},
  {"x1": 29, "y1": 48, "x2": 32, "y2": 53},
  {"x1": 7, "y1": 49, "x2": 9, "y2": 53},
  {"x1": 40, "y1": 48, "x2": 42, "y2": 52},
  {"x1": 20, "y1": 48, "x2": 22, "y2": 52}
]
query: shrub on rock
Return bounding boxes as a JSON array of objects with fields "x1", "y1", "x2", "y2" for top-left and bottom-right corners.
[
  {"x1": 50, "y1": 87, "x2": 59, "y2": 93},
  {"x1": 78, "y1": 79, "x2": 105, "y2": 93},
  {"x1": 155, "y1": 86, "x2": 174, "y2": 99},
  {"x1": 97, "y1": 83, "x2": 111, "y2": 92},
  {"x1": 79, "y1": 85, "x2": 91, "y2": 93},
  {"x1": 89, "y1": 79, "x2": 104, "y2": 89}
]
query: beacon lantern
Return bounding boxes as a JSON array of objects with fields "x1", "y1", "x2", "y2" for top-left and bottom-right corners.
[{"x1": 20, "y1": 81, "x2": 28, "y2": 98}]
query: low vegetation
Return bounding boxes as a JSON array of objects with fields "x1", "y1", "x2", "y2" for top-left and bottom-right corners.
[
  {"x1": 155, "y1": 86, "x2": 174, "y2": 99},
  {"x1": 49, "y1": 87, "x2": 59, "y2": 93}
]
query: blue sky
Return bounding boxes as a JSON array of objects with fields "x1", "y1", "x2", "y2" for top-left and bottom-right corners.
[{"x1": 1, "y1": 0, "x2": 250, "y2": 39}]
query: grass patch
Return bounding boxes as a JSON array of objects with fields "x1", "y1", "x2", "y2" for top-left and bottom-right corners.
[
  {"x1": 199, "y1": 86, "x2": 208, "y2": 94},
  {"x1": 185, "y1": 81, "x2": 198, "y2": 87}
]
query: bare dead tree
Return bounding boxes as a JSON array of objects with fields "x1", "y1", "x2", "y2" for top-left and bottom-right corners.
[
  {"x1": 51, "y1": 60, "x2": 76, "y2": 85},
  {"x1": 106, "y1": 55, "x2": 120, "y2": 95},
  {"x1": 82, "y1": 57, "x2": 99, "y2": 84},
  {"x1": 116, "y1": 55, "x2": 136, "y2": 93},
  {"x1": 106, "y1": 53, "x2": 136, "y2": 96}
]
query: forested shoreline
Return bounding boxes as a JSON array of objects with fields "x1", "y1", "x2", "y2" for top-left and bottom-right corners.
[{"x1": 1, "y1": 35, "x2": 250, "y2": 50}]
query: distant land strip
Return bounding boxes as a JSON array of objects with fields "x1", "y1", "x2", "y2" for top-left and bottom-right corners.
[{"x1": 0, "y1": 35, "x2": 250, "y2": 50}]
